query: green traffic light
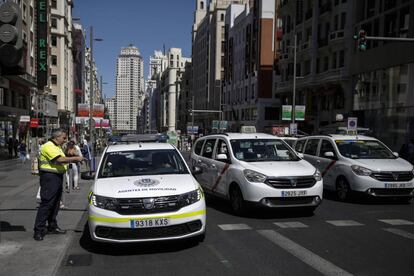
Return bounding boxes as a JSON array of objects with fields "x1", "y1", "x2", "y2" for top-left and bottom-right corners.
[{"x1": 359, "y1": 44, "x2": 366, "y2": 51}]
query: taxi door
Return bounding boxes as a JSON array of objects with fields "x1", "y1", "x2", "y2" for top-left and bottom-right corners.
[
  {"x1": 317, "y1": 139, "x2": 339, "y2": 189},
  {"x1": 197, "y1": 138, "x2": 217, "y2": 190},
  {"x1": 209, "y1": 139, "x2": 231, "y2": 196}
]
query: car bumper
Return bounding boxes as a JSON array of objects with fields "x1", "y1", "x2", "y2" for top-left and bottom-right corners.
[
  {"x1": 88, "y1": 200, "x2": 206, "y2": 243},
  {"x1": 347, "y1": 174, "x2": 414, "y2": 198},
  {"x1": 242, "y1": 180, "x2": 323, "y2": 208}
]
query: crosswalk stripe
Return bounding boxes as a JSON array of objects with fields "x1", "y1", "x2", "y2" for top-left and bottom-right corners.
[
  {"x1": 274, "y1": 222, "x2": 308, "y2": 228},
  {"x1": 378, "y1": 219, "x2": 414, "y2": 226},
  {"x1": 258, "y1": 230, "x2": 353, "y2": 276},
  {"x1": 383, "y1": 228, "x2": 414, "y2": 240},
  {"x1": 326, "y1": 220, "x2": 364, "y2": 227},
  {"x1": 218, "y1": 224, "x2": 251, "y2": 231}
]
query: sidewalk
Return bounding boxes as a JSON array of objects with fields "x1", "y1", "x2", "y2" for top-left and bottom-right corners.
[{"x1": 0, "y1": 162, "x2": 92, "y2": 276}]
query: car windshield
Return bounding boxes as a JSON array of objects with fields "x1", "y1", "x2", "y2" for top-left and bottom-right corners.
[
  {"x1": 98, "y1": 149, "x2": 189, "y2": 178},
  {"x1": 230, "y1": 139, "x2": 300, "y2": 162},
  {"x1": 335, "y1": 140, "x2": 396, "y2": 159}
]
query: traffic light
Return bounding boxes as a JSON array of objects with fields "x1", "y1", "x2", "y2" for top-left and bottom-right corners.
[
  {"x1": 353, "y1": 29, "x2": 367, "y2": 51},
  {"x1": 0, "y1": 1, "x2": 24, "y2": 74}
]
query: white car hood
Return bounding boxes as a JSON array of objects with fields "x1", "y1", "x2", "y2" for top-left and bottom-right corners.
[
  {"x1": 353, "y1": 158, "x2": 413, "y2": 172},
  {"x1": 242, "y1": 160, "x2": 316, "y2": 177},
  {"x1": 94, "y1": 174, "x2": 198, "y2": 198}
]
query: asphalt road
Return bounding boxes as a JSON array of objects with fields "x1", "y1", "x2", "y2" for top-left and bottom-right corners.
[{"x1": 55, "y1": 152, "x2": 414, "y2": 276}]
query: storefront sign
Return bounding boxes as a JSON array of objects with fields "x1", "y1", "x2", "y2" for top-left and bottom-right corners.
[
  {"x1": 37, "y1": 0, "x2": 48, "y2": 88},
  {"x1": 30, "y1": 118, "x2": 39, "y2": 128},
  {"x1": 20, "y1": 115, "x2": 30, "y2": 122}
]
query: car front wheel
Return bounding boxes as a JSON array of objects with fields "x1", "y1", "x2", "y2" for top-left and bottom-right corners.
[
  {"x1": 230, "y1": 186, "x2": 246, "y2": 215},
  {"x1": 336, "y1": 177, "x2": 352, "y2": 201}
]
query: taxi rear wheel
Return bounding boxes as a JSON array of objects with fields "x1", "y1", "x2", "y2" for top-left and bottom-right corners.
[
  {"x1": 336, "y1": 177, "x2": 351, "y2": 201},
  {"x1": 230, "y1": 186, "x2": 246, "y2": 215}
]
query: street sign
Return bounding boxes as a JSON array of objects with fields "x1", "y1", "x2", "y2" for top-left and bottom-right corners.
[
  {"x1": 187, "y1": 125, "x2": 198, "y2": 135},
  {"x1": 282, "y1": 105, "x2": 292, "y2": 121},
  {"x1": 219, "y1": 120, "x2": 228, "y2": 130},
  {"x1": 347, "y1": 117, "x2": 358, "y2": 131},
  {"x1": 290, "y1": 123, "x2": 298, "y2": 135},
  {"x1": 212, "y1": 120, "x2": 219, "y2": 130}
]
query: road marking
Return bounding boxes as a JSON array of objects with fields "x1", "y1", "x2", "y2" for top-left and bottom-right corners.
[
  {"x1": 383, "y1": 228, "x2": 414, "y2": 240},
  {"x1": 274, "y1": 222, "x2": 308, "y2": 228},
  {"x1": 378, "y1": 219, "x2": 414, "y2": 226},
  {"x1": 326, "y1": 220, "x2": 364, "y2": 227},
  {"x1": 218, "y1": 224, "x2": 251, "y2": 231},
  {"x1": 258, "y1": 230, "x2": 353, "y2": 276},
  {"x1": 207, "y1": 244, "x2": 232, "y2": 269}
]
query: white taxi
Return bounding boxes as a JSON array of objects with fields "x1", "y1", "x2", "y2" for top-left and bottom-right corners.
[
  {"x1": 84, "y1": 142, "x2": 206, "y2": 243},
  {"x1": 191, "y1": 133, "x2": 323, "y2": 214}
]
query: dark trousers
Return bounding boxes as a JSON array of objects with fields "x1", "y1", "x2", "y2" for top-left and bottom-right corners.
[{"x1": 33, "y1": 172, "x2": 64, "y2": 233}]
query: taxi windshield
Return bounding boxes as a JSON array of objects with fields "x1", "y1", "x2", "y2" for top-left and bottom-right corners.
[
  {"x1": 98, "y1": 149, "x2": 189, "y2": 178},
  {"x1": 335, "y1": 140, "x2": 396, "y2": 159},
  {"x1": 230, "y1": 139, "x2": 300, "y2": 162}
]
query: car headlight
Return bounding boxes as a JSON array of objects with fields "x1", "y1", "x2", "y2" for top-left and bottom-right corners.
[
  {"x1": 91, "y1": 194, "x2": 118, "y2": 211},
  {"x1": 314, "y1": 169, "x2": 322, "y2": 181},
  {"x1": 179, "y1": 189, "x2": 202, "y2": 207},
  {"x1": 351, "y1": 165, "x2": 372, "y2": 176},
  {"x1": 243, "y1": 169, "x2": 267, "y2": 183}
]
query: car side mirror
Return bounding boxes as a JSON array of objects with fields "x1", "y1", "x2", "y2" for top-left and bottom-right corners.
[
  {"x1": 81, "y1": 172, "x2": 95, "y2": 180},
  {"x1": 192, "y1": 166, "x2": 203, "y2": 175},
  {"x1": 297, "y1": 152, "x2": 304, "y2": 159},
  {"x1": 393, "y1": 152, "x2": 399, "y2": 158},
  {"x1": 216, "y1": 153, "x2": 228, "y2": 160},
  {"x1": 324, "y1": 151, "x2": 335, "y2": 158}
]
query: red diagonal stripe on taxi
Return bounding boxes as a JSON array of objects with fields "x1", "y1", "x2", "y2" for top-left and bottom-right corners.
[
  {"x1": 211, "y1": 163, "x2": 230, "y2": 192},
  {"x1": 322, "y1": 160, "x2": 336, "y2": 177}
]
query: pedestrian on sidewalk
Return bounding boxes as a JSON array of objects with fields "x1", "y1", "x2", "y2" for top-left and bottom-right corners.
[
  {"x1": 33, "y1": 128, "x2": 84, "y2": 241},
  {"x1": 17, "y1": 140, "x2": 27, "y2": 164},
  {"x1": 80, "y1": 139, "x2": 91, "y2": 172},
  {"x1": 14, "y1": 138, "x2": 18, "y2": 158},
  {"x1": 7, "y1": 136, "x2": 13, "y2": 158},
  {"x1": 64, "y1": 140, "x2": 81, "y2": 190}
]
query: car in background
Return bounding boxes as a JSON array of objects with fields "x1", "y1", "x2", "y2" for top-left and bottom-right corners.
[
  {"x1": 295, "y1": 135, "x2": 414, "y2": 201},
  {"x1": 84, "y1": 142, "x2": 206, "y2": 243},
  {"x1": 278, "y1": 136, "x2": 298, "y2": 148},
  {"x1": 191, "y1": 133, "x2": 323, "y2": 214}
]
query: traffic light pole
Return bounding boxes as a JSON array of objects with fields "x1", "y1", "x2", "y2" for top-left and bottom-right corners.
[
  {"x1": 366, "y1": 36, "x2": 414, "y2": 42},
  {"x1": 89, "y1": 26, "x2": 94, "y2": 172}
]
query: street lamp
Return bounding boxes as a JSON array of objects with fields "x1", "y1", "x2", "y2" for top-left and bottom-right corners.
[{"x1": 89, "y1": 26, "x2": 103, "y2": 171}]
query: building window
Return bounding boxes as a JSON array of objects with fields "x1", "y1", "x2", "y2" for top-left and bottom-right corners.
[
  {"x1": 265, "y1": 107, "x2": 279, "y2": 121},
  {"x1": 51, "y1": 55, "x2": 57, "y2": 65},
  {"x1": 323, "y1": 56, "x2": 329, "y2": 71},
  {"x1": 340, "y1": 13, "x2": 346, "y2": 29},
  {"x1": 339, "y1": 50, "x2": 345, "y2": 67},
  {"x1": 51, "y1": 0, "x2": 57, "y2": 9},
  {"x1": 0, "y1": 88, "x2": 4, "y2": 106},
  {"x1": 51, "y1": 17, "x2": 57, "y2": 29},
  {"x1": 220, "y1": 13, "x2": 224, "y2": 21},
  {"x1": 51, "y1": 75, "x2": 57, "y2": 85}
]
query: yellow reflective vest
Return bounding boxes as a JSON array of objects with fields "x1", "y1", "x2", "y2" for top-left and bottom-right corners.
[{"x1": 39, "y1": 141, "x2": 67, "y2": 174}]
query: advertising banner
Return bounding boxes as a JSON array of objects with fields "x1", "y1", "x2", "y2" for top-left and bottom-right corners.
[
  {"x1": 77, "y1": 104, "x2": 89, "y2": 117},
  {"x1": 93, "y1": 104, "x2": 105, "y2": 118},
  {"x1": 295, "y1": 105, "x2": 306, "y2": 121},
  {"x1": 282, "y1": 105, "x2": 292, "y2": 121}
]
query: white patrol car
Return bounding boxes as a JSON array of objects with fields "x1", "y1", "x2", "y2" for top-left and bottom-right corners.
[
  {"x1": 84, "y1": 142, "x2": 206, "y2": 243},
  {"x1": 295, "y1": 135, "x2": 414, "y2": 201},
  {"x1": 190, "y1": 133, "x2": 323, "y2": 214}
]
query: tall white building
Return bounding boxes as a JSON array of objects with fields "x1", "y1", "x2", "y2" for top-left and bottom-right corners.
[
  {"x1": 50, "y1": 0, "x2": 74, "y2": 113},
  {"x1": 114, "y1": 45, "x2": 144, "y2": 132}
]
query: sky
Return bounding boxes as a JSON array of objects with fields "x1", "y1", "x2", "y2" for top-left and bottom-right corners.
[{"x1": 73, "y1": 0, "x2": 195, "y2": 98}]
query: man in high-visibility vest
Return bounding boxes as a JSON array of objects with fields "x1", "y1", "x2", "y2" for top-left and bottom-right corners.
[{"x1": 33, "y1": 129, "x2": 84, "y2": 241}]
